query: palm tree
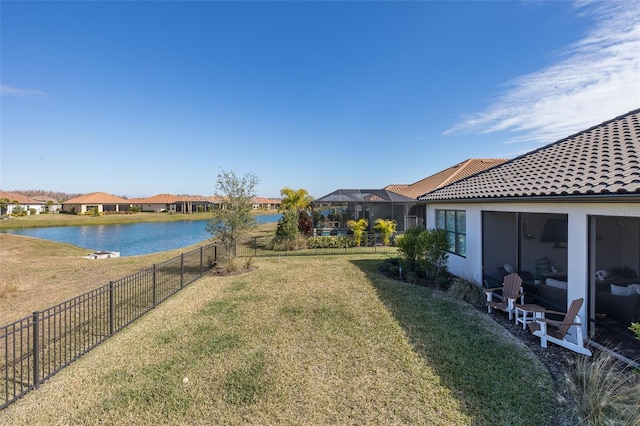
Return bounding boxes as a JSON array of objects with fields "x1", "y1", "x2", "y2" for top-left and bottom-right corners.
[
  {"x1": 374, "y1": 218, "x2": 397, "y2": 246},
  {"x1": 347, "y1": 218, "x2": 369, "y2": 246},
  {"x1": 279, "y1": 187, "x2": 313, "y2": 214}
]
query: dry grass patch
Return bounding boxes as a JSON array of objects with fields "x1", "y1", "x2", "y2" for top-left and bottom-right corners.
[
  {"x1": 0, "y1": 234, "x2": 213, "y2": 324},
  {"x1": 0, "y1": 223, "x2": 276, "y2": 325},
  {"x1": 1, "y1": 256, "x2": 475, "y2": 424}
]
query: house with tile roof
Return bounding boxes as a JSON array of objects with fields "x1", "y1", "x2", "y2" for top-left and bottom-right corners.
[
  {"x1": 419, "y1": 109, "x2": 640, "y2": 359},
  {"x1": 0, "y1": 190, "x2": 45, "y2": 215},
  {"x1": 62, "y1": 192, "x2": 131, "y2": 214},
  {"x1": 312, "y1": 159, "x2": 506, "y2": 233},
  {"x1": 129, "y1": 194, "x2": 220, "y2": 213},
  {"x1": 252, "y1": 197, "x2": 281, "y2": 210}
]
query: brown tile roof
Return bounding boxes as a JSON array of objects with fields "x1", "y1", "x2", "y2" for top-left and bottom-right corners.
[
  {"x1": 129, "y1": 194, "x2": 180, "y2": 204},
  {"x1": 388, "y1": 158, "x2": 508, "y2": 199},
  {"x1": 63, "y1": 192, "x2": 130, "y2": 204},
  {"x1": 420, "y1": 109, "x2": 640, "y2": 201},
  {"x1": 383, "y1": 184, "x2": 409, "y2": 194},
  {"x1": 253, "y1": 197, "x2": 281, "y2": 204},
  {"x1": 0, "y1": 190, "x2": 41, "y2": 204}
]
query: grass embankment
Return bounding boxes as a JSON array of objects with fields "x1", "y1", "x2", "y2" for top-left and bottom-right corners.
[
  {"x1": 0, "y1": 223, "x2": 277, "y2": 325},
  {"x1": 0, "y1": 255, "x2": 555, "y2": 424}
]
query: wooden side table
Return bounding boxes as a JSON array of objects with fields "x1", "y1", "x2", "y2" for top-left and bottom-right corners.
[{"x1": 514, "y1": 304, "x2": 545, "y2": 330}]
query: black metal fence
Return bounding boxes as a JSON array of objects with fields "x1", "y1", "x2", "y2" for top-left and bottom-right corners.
[
  {"x1": 235, "y1": 234, "x2": 398, "y2": 258},
  {"x1": 1, "y1": 243, "x2": 220, "y2": 410}
]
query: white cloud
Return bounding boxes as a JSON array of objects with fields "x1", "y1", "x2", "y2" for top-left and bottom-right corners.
[
  {"x1": 1, "y1": 84, "x2": 46, "y2": 97},
  {"x1": 445, "y1": 1, "x2": 640, "y2": 145}
]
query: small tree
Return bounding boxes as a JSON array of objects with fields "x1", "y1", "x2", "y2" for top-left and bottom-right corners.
[
  {"x1": 346, "y1": 218, "x2": 369, "y2": 246},
  {"x1": 374, "y1": 218, "x2": 397, "y2": 246},
  {"x1": 274, "y1": 210, "x2": 299, "y2": 241},
  {"x1": 206, "y1": 169, "x2": 259, "y2": 259},
  {"x1": 417, "y1": 228, "x2": 450, "y2": 280},
  {"x1": 396, "y1": 226, "x2": 423, "y2": 269}
]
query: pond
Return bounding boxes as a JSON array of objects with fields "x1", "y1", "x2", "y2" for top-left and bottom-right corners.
[{"x1": 0, "y1": 214, "x2": 282, "y2": 256}]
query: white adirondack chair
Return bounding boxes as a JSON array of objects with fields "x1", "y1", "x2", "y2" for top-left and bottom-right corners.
[{"x1": 529, "y1": 297, "x2": 592, "y2": 356}]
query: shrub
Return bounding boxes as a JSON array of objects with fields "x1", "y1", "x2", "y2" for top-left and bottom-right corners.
[
  {"x1": 373, "y1": 218, "x2": 397, "y2": 246},
  {"x1": 435, "y1": 274, "x2": 452, "y2": 289},
  {"x1": 307, "y1": 236, "x2": 355, "y2": 249},
  {"x1": 629, "y1": 322, "x2": 640, "y2": 340},
  {"x1": 387, "y1": 265, "x2": 401, "y2": 277},
  {"x1": 417, "y1": 228, "x2": 449, "y2": 280},
  {"x1": 405, "y1": 271, "x2": 419, "y2": 284},
  {"x1": 270, "y1": 236, "x2": 307, "y2": 251},
  {"x1": 396, "y1": 227, "x2": 422, "y2": 268},
  {"x1": 447, "y1": 278, "x2": 485, "y2": 305},
  {"x1": 225, "y1": 257, "x2": 240, "y2": 273},
  {"x1": 565, "y1": 350, "x2": 640, "y2": 424},
  {"x1": 298, "y1": 211, "x2": 313, "y2": 236},
  {"x1": 346, "y1": 218, "x2": 369, "y2": 246},
  {"x1": 274, "y1": 211, "x2": 299, "y2": 240}
]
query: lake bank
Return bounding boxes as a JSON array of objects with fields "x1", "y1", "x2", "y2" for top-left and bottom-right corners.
[
  {"x1": 0, "y1": 210, "x2": 277, "y2": 230},
  {"x1": 0, "y1": 222, "x2": 278, "y2": 325},
  {"x1": 1, "y1": 215, "x2": 282, "y2": 256}
]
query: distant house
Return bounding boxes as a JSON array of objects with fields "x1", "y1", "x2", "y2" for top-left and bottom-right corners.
[
  {"x1": 129, "y1": 194, "x2": 224, "y2": 213},
  {"x1": 0, "y1": 190, "x2": 45, "y2": 215},
  {"x1": 419, "y1": 109, "x2": 640, "y2": 358},
  {"x1": 31, "y1": 196, "x2": 61, "y2": 213},
  {"x1": 252, "y1": 197, "x2": 281, "y2": 210},
  {"x1": 313, "y1": 159, "x2": 506, "y2": 233},
  {"x1": 62, "y1": 192, "x2": 131, "y2": 214}
]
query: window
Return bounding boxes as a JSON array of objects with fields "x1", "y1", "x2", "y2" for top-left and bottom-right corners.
[{"x1": 436, "y1": 209, "x2": 466, "y2": 257}]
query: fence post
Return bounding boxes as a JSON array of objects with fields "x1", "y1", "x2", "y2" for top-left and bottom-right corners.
[
  {"x1": 254, "y1": 237, "x2": 258, "y2": 257},
  {"x1": 152, "y1": 265, "x2": 157, "y2": 307},
  {"x1": 200, "y1": 246, "x2": 203, "y2": 276},
  {"x1": 180, "y1": 253, "x2": 184, "y2": 288},
  {"x1": 33, "y1": 311, "x2": 40, "y2": 389},
  {"x1": 214, "y1": 245, "x2": 217, "y2": 263},
  {"x1": 109, "y1": 281, "x2": 114, "y2": 335}
]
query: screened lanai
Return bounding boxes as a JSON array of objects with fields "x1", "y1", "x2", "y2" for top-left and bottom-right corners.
[{"x1": 311, "y1": 189, "x2": 423, "y2": 234}]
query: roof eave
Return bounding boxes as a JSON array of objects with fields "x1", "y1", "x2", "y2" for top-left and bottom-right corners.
[{"x1": 420, "y1": 193, "x2": 640, "y2": 204}]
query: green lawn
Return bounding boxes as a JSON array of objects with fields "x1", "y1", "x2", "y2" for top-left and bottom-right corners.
[{"x1": 0, "y1": 255, "x2": 555, "y2": 425}]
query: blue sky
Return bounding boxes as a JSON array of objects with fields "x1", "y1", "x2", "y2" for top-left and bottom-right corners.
[{"x1": 1, "y1": 1, "x2": 639, "y2": 199}]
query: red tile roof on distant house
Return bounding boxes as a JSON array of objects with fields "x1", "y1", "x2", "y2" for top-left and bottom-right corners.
[
  {"x1": 253, "y1": 197, "x2": 280, "y2": 205},
  {"x1": 386, "y1": 158, "x2": 508, "y2": 199},
  {"x1": 420, "y1": 109, "x2": 640, "y2": 201},
  {"x1": 63, "y1": 192, "x2": 130, "y2": 204},
  {"x1": 0, "y1": 190, "x2": 41, "y2": 204}
]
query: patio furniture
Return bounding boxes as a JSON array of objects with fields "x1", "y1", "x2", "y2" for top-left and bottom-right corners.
[
  {"x1": 484, "y1": 273, "x2": 525, "y2": 320},
  {"x1": 514, "y1": 304, "x2": 545, "y2": 330},
  {"x1": 529, "y1": 298, "x2": 592, "y2": 356}
]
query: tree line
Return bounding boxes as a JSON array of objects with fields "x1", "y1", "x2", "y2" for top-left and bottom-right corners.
[{"x1": 3, "y1": 190, "x2": 85, "y2": 202}]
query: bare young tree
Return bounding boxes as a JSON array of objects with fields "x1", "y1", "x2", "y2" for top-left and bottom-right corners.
[{"x1": 206, "y1": 169, "x2": 259, "y2": 258}]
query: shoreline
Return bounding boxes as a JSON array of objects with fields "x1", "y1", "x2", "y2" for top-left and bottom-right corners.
[{"x1": 0, "y1": 210, "x2": 277, "y2": 230}]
